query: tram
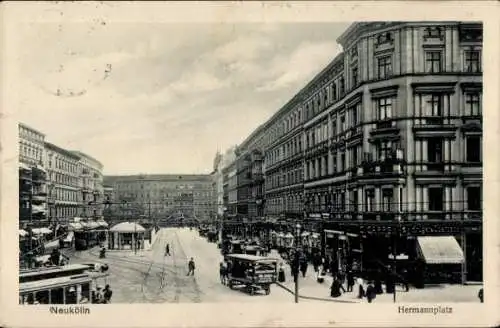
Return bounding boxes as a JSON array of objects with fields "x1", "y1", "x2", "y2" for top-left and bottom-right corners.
[{"x1": 19, "y1": 264, "x2": 109, "y2": 305}]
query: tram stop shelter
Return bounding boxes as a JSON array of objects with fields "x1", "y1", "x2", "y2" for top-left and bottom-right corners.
[{"x1": 108, "y1": 222, "x2": 146, "y2": 251}]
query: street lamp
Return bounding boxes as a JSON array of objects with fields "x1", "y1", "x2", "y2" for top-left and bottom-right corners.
[{"x1": 294, "y1": 222, "x2": 301, "y2": 303}]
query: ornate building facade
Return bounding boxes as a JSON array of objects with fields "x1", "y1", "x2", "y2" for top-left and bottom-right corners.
[
  {"x1": 225, "y1": 21, "x2": 482, "y2": 282},
  {"x1": 73, "y1": 151, "x2": 104, "y2": 218},
  {"x1": 45, "y1": 142, "x2": 81, "y2": 224},
  {"x1": 18, "y1": 123, "x2": 48, "y2": 225}
]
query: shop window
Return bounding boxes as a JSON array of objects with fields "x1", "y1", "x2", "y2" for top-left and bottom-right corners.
[
  {"x1": 466, "y1": 135, "x2": 481, "y2": 163},
  {"x1": 51, "y1": 287, "x2": 64, "y2": 304},
  {"x1": 467, "y1": 186, "x2": 481, "y2": 211},
  {"x1": 425, "y1": 51, "x2": 443, "y2": 73},
  {"x1": 428, "y1": 187, "x2": 444, "y2": 211}
]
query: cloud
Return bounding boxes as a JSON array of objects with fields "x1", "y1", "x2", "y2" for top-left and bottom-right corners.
[
  {"x1": 14, "y1": 22, "x2": 349, "y2": 174},
  {"x1": 257, "y1": 41, "x2": 343, "y2": 92}
]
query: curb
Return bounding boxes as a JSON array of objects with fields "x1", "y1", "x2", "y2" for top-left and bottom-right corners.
[{"x1": 275, "y1": 282, "x2": 358, "y2": 303}]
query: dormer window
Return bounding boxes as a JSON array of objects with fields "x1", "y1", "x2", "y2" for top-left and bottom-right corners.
[{"x1": 376, "y1": 32, "x2": 393, "y2": 45}]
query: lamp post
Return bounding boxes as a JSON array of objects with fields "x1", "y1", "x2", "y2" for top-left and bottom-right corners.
[{"x1": 294, "y1": 222, "x2": 301, "y2": 303}]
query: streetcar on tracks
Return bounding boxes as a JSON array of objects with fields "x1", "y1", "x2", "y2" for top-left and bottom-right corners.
[
  {"x1": 19, "y1": 264, "x2": 109, "y2": 305},
  {"x1": 225, "y1": 254, "x2": 278, "y2": 296}
]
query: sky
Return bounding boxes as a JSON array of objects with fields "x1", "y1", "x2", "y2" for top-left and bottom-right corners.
[{"x1": 15, "y1": 21, "x2": 350, "y2": 175}]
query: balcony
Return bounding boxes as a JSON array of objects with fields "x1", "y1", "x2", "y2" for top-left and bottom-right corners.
[
  {"x1": 358, "y1": 159, "x2": 405, "y2": 184},
  {"x1": 413, "y1": 117, "x2": 457, "y2": 138},
  {"x1": 369, "y1": 120, "x2": 400, "y2": 142}
]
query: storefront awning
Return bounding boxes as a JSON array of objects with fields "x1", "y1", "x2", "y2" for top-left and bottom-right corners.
[
  {"x1": 417, "y1": 236, "x2": 465, "y2": 264},
  {"x1": 19, "y1": 163, "x2": 32, "y2": 171},
  {"x1": 19, "y1": 229, "x2": 28, "y2": 237}
]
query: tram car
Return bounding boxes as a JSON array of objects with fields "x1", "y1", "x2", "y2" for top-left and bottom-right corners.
[{"x1": 19, "y1": 264, "x2": 109, "y2": 305}]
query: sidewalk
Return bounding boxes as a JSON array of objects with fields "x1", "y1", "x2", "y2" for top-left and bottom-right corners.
[{"x1": 269, "y1": 250, "x2": 482, "y2": 303}]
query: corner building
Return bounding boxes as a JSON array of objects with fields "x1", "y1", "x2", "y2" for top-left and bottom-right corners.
[
  {"x1": 302, "y1": 22, "x2": 482, "y2": 282},
  {"x1": 232, "y1": 21, "x2": 482, "y2": 283}
]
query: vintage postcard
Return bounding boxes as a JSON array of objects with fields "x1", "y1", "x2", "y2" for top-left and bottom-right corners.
[{"x1": 1, "y1": 1, "x2": 499, "y2": 327}]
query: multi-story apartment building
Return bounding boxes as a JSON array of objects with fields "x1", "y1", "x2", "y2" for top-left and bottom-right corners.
[
  {"x1": 18, "y1": 123, "x2": 48, "y2": 225},
  {"x1": 212, "y1": 151, "x2": 225, "y2": 217},
  {"x1": 73, "y1": 151, "x2": 104, "y2": 218},
  {"x1": 103, "y1": 174, "x2": 215, "y2": 222},
  {"x1": 227, "y1": 21, "x2": 483, "y2": 283},
  {"x1": 45, "y1": 142, "x2": 81, "y2": 223},
  {"x1": 224, "y1": 160, "x2": 238, "y2": 217}
]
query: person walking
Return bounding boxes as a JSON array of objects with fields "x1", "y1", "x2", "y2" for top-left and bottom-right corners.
[
  {"x1": 187, "y1": 257, "x2": 196, "y2": 276},
  {"x1": 330, "y1": 275, "x2": 346, "y2": 298},
  {"x1": 219, "y1": 262, "x2": 227, "y2": 285},
  {"x1": 278, "y1": 262, "x2": 286, "y2": 283},
  {"x1": 346, "y1": 270, "x2": 355, "y2": 292},
  {"x1": 103, "y1": 285, "x2": 113, "y2": 304},
  {"x1": 357, "y1": 277, "x2": 365, "y2": 299},
  {"x1": 300, "y1": 259, "x2": 308, "y2": 278},
  {"x1": 165, "y1": 243, "x2": 170, "y2": 256},
  {"x1": 478, "y1": 288, "x2": 484, "y2": 303},
  {"x1": 366, "y1": 281, "x2": 377, "y2": 303}
]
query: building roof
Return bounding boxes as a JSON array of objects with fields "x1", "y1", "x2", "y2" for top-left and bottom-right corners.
[
  {"x1": 18, "y1": 122, "x2": 46, "y2": 137},
  {"x1": 45, "y1": 142, "x2": 81, "y2": 160},
  {"x1": 71, "y1": 151, "x2": 103, "y2": 168},
  {"x1": 104, "y1": 174, "x2": 213, "y2": 183},
  {"x1": 110, "y1": 222, "x2": 146, "y2": 233}
]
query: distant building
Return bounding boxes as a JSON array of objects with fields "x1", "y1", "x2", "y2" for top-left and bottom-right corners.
[{"x1": 103, "y1": 174, "x2": 215, "y2": 222}]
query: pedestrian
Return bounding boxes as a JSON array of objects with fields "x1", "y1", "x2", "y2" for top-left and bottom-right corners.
[
  {"x1": 165, "y1": 243, "x2": 170, "y2": 256},
  {"x1": 357, "y1": 277, "x2": 365, "y2": 299},
  {"x1": 330, "y1": 275, "x2": 346, "y2": 298},
  {"x1": 103, "y1": 284, "x2": 113, "y2": 304},
  {"x1": 366, "y1": 281, "x2": 377, "y2": 303},
  {"x1": 278, "y1": 262, "x2": 286, "y2": 283},
  {"x1": 187, "y1": 257, "x2": 196, "y2": 276},
  {"x1": 300, "y1": 260, "x2": 308, "y2": 278},
  {"x1": 401, "y1": 268, "x2": 409, "y2": 292},
  {"x1": 316, "y1": 267, "x2": 326, "y2": 284},
  {"x1": 219, "y1": 262, "x2": 226, "y2": 285},
  {"x1": 478, "y1": 287, "x2": 484, "y2": 303},
  {"x1": 346, "y1": 270, "x2": 355, "y2": 292}
]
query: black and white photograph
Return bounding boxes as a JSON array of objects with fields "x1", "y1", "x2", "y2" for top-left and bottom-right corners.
[{"x1": 1, "y1": 2, "x2": 498, "y2": 328}]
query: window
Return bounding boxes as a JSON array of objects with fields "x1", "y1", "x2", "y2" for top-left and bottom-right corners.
[
  {"x1": 378, "y1": 141, "x2": 391, "y2": 160},
  {"x1": 467, "y1": 186, "x2": 481, "y2": 211},
  {"x1": 352, "y1": 67, "x2": 359, "y2": 87},
  {"x1": 331, "y1": 118, "x2": 337, "y2": 137},
  {"x1": 340, "y1": 153, "x2": 346, "y2": 172},
  {"x1": 427, "y1": 94, "x2": 443, "y2": 124},
  {"x1": 377, "y1": 56, "x2": 392, "y2": 79},
  {"x1": 340, "y1": 115, "x2": 346, "y2": 132},
  {"x1": 377, "y1": 97, "x2": 392, "y2": 120},
  {"x1": 332, "y1": 83, "x2": 337, "y2": 101},
  {"x1": 428, "y1": 138, "x2": 443, "y2": 163},
  {"x1": 425, "y1": 51, "x2": 442, "y2": 73},
  {"x1": 465, "y1": 93, "x2": 481, "y2": 116},
  {"x1": 352, "y1": 106, "x2": 359, "y2": 126},
  {"x1": 340, "y1": 77, "x2": 345, "y2": 95},
  {"x1": 365, "y1": 189, "x2": 375, "y2": 211},
  {"x1": 464, "y1": 50, "x2": 481, "y2": 73},
  {"x1": 466, "y1": 135, "x2": 481, "y2": 163},
  {"x1": 382, "y1": 189, "x2": 393, "y2": 212},
  {"x1": 428, "y1": 187, "x2": 444, "y2": 211}
]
